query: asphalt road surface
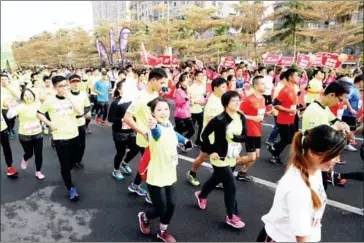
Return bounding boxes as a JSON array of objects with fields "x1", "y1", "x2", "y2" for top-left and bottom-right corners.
[{"x1": 1, "y1": 100, "x2": 363, "y2": 242}]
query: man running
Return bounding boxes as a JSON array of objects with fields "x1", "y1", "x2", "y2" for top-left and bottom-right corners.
[{"x1": 93, "y1": 71, "x2": 111, "y2": 126}]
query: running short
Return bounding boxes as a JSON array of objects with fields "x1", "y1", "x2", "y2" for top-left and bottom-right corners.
[
  {"x1": 342, "y1": 116, "x2": 357, "y2": 131},
  {"x1": 245, "y1": 136, "x2": 261, "y2": 153},
  {"x1": 263, "y1": 95, "x2": 272, "y2": 106}
]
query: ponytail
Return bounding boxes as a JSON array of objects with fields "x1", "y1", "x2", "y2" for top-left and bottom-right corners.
[{"x1": 287, "y1": 131, "x2": 322, "y2": 210}]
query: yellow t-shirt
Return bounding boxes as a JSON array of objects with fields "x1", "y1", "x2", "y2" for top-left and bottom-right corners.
[
  {"x1": 1, "y1": 85, "x2": 18, "y2": 109},
  {"x1": 202, "y1": 93, "x2": 224, "y2": 143},
  {"x1": 126, "y1": 90, "x2": 159, "y2": 147},
  {"x1": 302, "y1": 101, "x2": 336, "y2": 130},
  {"x1": 211, "y1": 114, "x2": 242, "y2": 167},
  {"x1": 80, "y1": 80, "x2": 89, "y2": 93},
  {"x1": 1, "y1": 111, "x2": 7, "y2": 132},
  {"x1": 190, "y1": 82, "x2": 205, "y2": 114},
  {"x1": 306, "y1": 79, "x2": 323, "y2": 104},
  {"x1": 70, "y1": 91, "x2": 90, "y2": 126},
  {"x1": 147, "y1": 125, "x2": 178, "y2": 187},
  {"x1": 14, "y1": 103, "x2": 42, "y2": 136},
  {"x1": 41, "y1": 87, "x2": 56, "y2": 102},
  {"x1": 39, "y1": 96, "x2": 79, "y2": 140}
]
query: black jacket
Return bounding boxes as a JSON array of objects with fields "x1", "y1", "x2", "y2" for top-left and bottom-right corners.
[{"x1": 201, "y1": 111, "x2": 247, "y2": 157}]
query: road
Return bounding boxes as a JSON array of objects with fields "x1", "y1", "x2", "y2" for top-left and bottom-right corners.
[{"x1": 1, "y1": 100, "x2": 363, "y2": 242}]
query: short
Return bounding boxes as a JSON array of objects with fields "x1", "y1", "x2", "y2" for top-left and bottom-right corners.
[
  {"x1": 200, "y1": 140, "x2": 210, "y2": 154},
  {"x1": 245, "y1": 136, "x2": 261, "y2": 153},
  {"x1": 342, "y1": 116, "x2": 357, "y2": 131},
  {"x1": 263, "y1": 95, "x2": 272, "y2": 106}
]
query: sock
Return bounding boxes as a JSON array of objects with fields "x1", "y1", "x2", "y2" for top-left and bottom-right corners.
[{"x1": 159, "y1": 225, "x2": 168, "y2": 232}]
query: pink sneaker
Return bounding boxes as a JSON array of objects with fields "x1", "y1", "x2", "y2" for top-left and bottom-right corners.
[
  {"x1": 35, "y1": 171, "x2": 45, "y2": 180},
  {"x1": 195, "y1": 191, "x2": 207, "y2": 210},
  {"x1": 226, "y1": 215, "x2": 245, "y2": 229},
  {"x1": 21, "y1": 158, "x2": 28, "y2": 170}
]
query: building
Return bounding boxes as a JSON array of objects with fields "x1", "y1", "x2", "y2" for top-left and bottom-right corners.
[{"x1": 92, "y1": 1, "x2": 130, "y2": 26}]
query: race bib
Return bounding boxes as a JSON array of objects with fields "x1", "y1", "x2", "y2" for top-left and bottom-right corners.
[
  {"x1": 54, "y1": 103, "x2": 74, "y2": 116},
  {"x1": 226, "y1": 143, "x2": 242, "y2": 158},
  {"x1": 121, "y1": 119, "x2": 131, "y2": 130},
  {"x1": 337, "y1": 109, "x2": 344, "y2": 120},
  {"x1": 24, "y1": 121, "x2": 41, "y2": 134}
]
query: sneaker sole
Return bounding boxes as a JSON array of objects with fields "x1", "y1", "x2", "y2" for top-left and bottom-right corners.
[
  {"x1": 237, "y1": 177, "x2": 254, "y2": 182},
  {"x1": 226, "y1": 220, "x2": 245, "y2": 229},
  {"x1": 112, "y1": 173, "x2": 124, "y2": 181},
  {"x1": 195, "y1": 192, "x2": 206, "y2": 210},
  {"x1": 138, "y1": 212, "x2": 151, "y2": 234}
]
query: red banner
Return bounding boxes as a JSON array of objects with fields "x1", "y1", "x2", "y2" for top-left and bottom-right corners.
[
  {"x1": 311, "y1": 52, "x2": 324, "y2": 66},
  {"x1": 221, "y1": 56, "x2": 236, "y2": 68},
  {"x1": 296, "y1": 54, "x2": 312, "y2": 69},
  {"x1": 276, "y1": 56, "x2": 294, "y2": 67},
  {"x1": 321, "y1": 53, "x2": 343, "y2": 69},
  {"x1": 157, "y1": 55, "x2": 178, "y2": 66},
  {"x1": 263, "y1": 54, "x2": 281, "y2": 65}
]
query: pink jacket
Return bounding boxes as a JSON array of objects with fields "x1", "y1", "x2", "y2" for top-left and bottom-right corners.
[{"x1": 174, "y1": 88, "x2": 191, "y2": 119}]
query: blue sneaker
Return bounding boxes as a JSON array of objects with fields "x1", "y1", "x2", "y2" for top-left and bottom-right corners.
[
  {"x1": 69, "y1": 187, "x2": 79, "y2": 201},
  {"x1": 128, "y1": 183, "x2": 147, "y2": 196},
  {"x1": 120, "y1": 162, "x2": 132, "y2": 175},
  {"x1": 112, "y1": 170, "x2": 124, "y2": 180},
  {"x1": 145, "y1": 193, "x2": 152, "y2": 204}
]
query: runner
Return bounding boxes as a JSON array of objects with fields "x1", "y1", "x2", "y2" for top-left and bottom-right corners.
[
  {"x1": 7, "y1": 88, "x2": 45, "y2": 179},
  {"x1": 36, "y1": 75, "x2": 83, "y2": 201},
  {"x1": 306, "y1": 69, "x2": 324, "y2": 106},
  {"x1": 186, "y1": 77, "x2": 227, "y2": 186},
  {"x1": 189, "y1": 70, "x2": 206, "y2": 147},
  {"x1": 69, "y1": 74, "x2": 91, "y2": 169},
  {"x1": 108, "y1": 80, "x2": 139, "y2": 181},
  {"x1": 89, "y1": 69, "x2": 100, "y2": 117},
  {"x1": 238, "y1": 76, "x2": 270, "y2": 181},
  {"x1": 267, "y1": 69, "x2": 299, "y2": 165},
  {"x1": 174, "y1": 73, "x2": 195, "y2": 142},
  {"x1": 263, "y1": 68, "x2": 274, "y2": 107},
  {"x1": 94, "y1": 71, "x2": 111, "y2": 126},
  {"x1": 1, "y1": 97, "x2": 16, "y2": 177},
  {"x1": 195, "y1": 91, "x2": 246, "y2": 229},
  {"x1": 124, "y1": 68, "x2": 168, "y2": 202},
  {"x1": 138, "y1": 97, "x2": 191, "y2": 242},
  {"x1": 258, "y1": 125, "x2": 347, "y2": 242}
]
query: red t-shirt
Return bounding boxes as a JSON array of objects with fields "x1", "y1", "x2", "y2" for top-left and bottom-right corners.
[
  {"x1": 329, "y1": 102, "x2": 345, "y2": 120},
  {"x1": 240, "y1": 94, "x2": 266, "y2": 137},
  {"x1": 276, "y1": 85, "x2": 298, "y2": 125}
]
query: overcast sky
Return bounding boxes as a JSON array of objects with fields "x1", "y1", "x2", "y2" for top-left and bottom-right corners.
[{"x1": 1, "y1": 1, "x2": 93, "y2": 44}]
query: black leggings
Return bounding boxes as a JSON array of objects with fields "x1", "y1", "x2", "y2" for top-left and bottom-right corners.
[
  {"x1": 133, "y1": 147, "x2": 146, "y2": 185},
  {"x1": 2, "y1": 109, "x2": 16, "y2": 131},
  {"x1": 191, "y1": 112, "x2": 203, "y2": 145},
  {"x1": 85, "y1": 118, "x2": 91, "y2": 129},
  {"x1": 271, "y1": 124, "x2": 296, "y2": 157},
  {"x1": 199, "y1": 165, "x2": 238, "y2": 219},
  {"x1": 257, "y1": 227, "x2": 275, "y2": 242},
  {"x1": 0, "y1": 129, "x2": 13, "y2": 167},
  {"x1": 19, "y1": 135, "x2": 43, "y2": 171},
  {"x1": 54, "y1": 137, "x2": 80, "y2": 190},
  {"x1": 174, "y1": 117, "x2": 195, "y2": 139},
  {"x1": 90, "y1": 95, "x2": 99, "y2": 114},
  {"x1": 114, "y1": 135, "x2": 139, "y2": 170},
  {"x1": 97, "y1": 101, "x2": 109, "y2": 121},
  {"x1": 146, "y1": 184, "x2": 176, "y2": 225},
  {"x1": 78, "y1": 125, "x2": 86, "y2": 164}
]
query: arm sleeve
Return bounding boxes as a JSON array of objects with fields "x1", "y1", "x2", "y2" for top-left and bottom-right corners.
[
  {"x1": 151, "y1": 125, "x2": 162, "y2": 141},
  {"x1": 200, "y1": 118, "x2": 216, "y2": 154},
  {"x1": 175, "y1": 131, "x2": 187, "y2": 143}
]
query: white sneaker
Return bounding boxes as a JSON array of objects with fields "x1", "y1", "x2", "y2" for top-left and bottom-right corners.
[{"x1": 345, "y1": 144, "x2": 357, "y2": 152}]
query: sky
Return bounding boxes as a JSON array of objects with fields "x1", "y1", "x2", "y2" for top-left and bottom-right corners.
[{"x1": 1, "y1": 1, "x2": 93, "y2": 45}]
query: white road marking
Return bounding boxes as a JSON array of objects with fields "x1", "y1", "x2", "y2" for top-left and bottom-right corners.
[{"x1": 178, "y1": 154, "x2": 364, "y2": 216}]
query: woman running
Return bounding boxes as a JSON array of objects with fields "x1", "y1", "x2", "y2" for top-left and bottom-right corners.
[
  {"x1": 258, "y1": 125, "x2": 347, "y2": 242},
  {"x1": 195, "y1": 90, "x2": 246, "y2": 229},
  {"x1": 138, "y1": 97, "x2": 191, "y2": 242},
  {"x1": 174, "y1": 73, "x2": 195, "y2": 144},
  {"x1": 7, "y1": 88, "x2": 45, "y2": 179},
  {"x1": 108, "y1": 80, "x2": 140, "y2": 180}
]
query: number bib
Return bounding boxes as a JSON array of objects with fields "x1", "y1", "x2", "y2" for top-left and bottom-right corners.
[
  {"x1": 226, "y1": 143, "x2": 242, "y2": 158},
  {"x1": 54, "y1": 103, "x2": 73, "y2": 116},
  {"x1": 24, "y1": 121, "x2": 41, "y2": 134}
]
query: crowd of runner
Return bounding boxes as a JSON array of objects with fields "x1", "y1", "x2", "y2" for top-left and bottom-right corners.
[{"x1": 1, "y1": 62, "x2": 363, "y2": 242}]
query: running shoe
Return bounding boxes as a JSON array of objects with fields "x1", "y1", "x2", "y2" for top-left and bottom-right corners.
[
  {"x1": 226, "y1": 215, "x2": 245, "y2": 229},
  {"x1": 21, "y1": 158, "x2": 28, "y2": 170},
  {"x1": 194, "y1": 143, "x2": 201, "y2": 148},
  {"x1": 215, "y1": 183, "x2": 223, "y2": 189},
  {"x1": 74, "y1": 162, "x2": 85, "y2": 169},
  {"x1": 95, "y1": 117, "x2": 101, "y2": 125},
  {"x1": 236, "y1": 172, "x2": 254, "y2": 181},
  {"x1": 265, "y1": 139, "x2": 274, "y2": 146},
  {"x1": 186, "y1": 171, "x2": 200, "y2": 186},
  {"x1": 102, "y1": 120, "x2": 108, "y2": 126},
  {"x1": 69, "y1": 187, "x2": 79, "y2": 201},
  {"x1": 86, "y1": 128, "x2": 92, "y2": 134},
  {"x1": 345, "y1": 144, "x2": 357, "y2": 152},
  {"x1": 157, "y1": 229, "x2": 176, "y2": 242},
  {"x1": 7, "y1": 167, "x2": 18, "y2": 177},
  {"x1": 195, "y1": 191, "x2": 207, "y2": 210},
  {"x1": 35, "y1": 171, "x2": 45, "y2": 180},
  {"x1": 128, "y1": 183, "x2": 148, "y2": 196},
  {"x1": 327, "y1": 172, "x2": 347, "y2": 187},
  {"x1": 112, "y1": 170, "x2": 124, "y2": 180},
  {"x1": 269, "y1": 156, "x2": 281, "y2": 166},
  {"x1": 137, "y1": 212, "x2": 151, "y2": 235},
  {"x1": 121, "y1": 162, "x2": 132, "y2": 175},
  {"x1": 145, "y1": 193, "x2": 152, "y2": 204},
  {"x1": 350, "y1": 139, "x2": 358, "y2": 146}
]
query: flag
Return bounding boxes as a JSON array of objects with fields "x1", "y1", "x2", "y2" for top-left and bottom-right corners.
[
  {"x1": 140, "y1": 43, "x2": 159, "y2": 67},
  {"x1": 119, "y1": 27, "x2": 132, "y2": 66},
  {"x1": 109, "y1": 27, "x2": 117, "y2": 55},
  {"x1": 96, "y1": 39, "x2": 110, "y2": 65}
]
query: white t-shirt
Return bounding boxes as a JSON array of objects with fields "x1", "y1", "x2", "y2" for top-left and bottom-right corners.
[
  {"x1": 262, "y1": 166, "x2": 327, "y2": 242},
  {"x1": 264, "y1": 75, "x2": 274, "y2": 96}
]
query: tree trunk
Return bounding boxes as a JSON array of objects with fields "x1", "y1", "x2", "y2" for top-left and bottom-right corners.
[{"x1": 293, "y1": 30, "x2": 297, "y2": 59}]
